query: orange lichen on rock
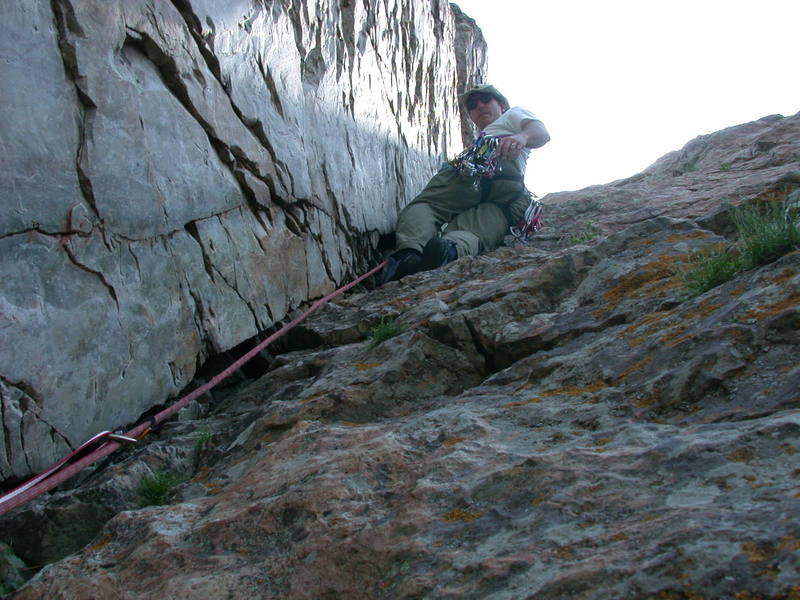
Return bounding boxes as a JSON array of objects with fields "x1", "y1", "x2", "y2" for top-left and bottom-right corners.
[
  {"x1": 618, "y1": 356, "x2": 654, "y2": 381},
  {"x1": 742, "y1": 541, "x2": 773, "y2": 562},
  {"x1": 727, "y1": 446, "x2": 755, "y2": 463},
  {"x1": 778, "y1": 535, "x2": 800, "y2": 551},
  {"x1": 540, "y1": 380, "x2": 608, "y2": 397},
  {"x1": 191, "y1": 466, "x2": 210, "y2": 483},
  {"x1": 441, "y1": 508, "x2": 483, "y2": 522},
  {"x1": 555, "y1": 545, "x2": 575, "y2": 560},
  {"x1": 88, "y1": 534, "x2": 112, "y2": 552},
  {"x1": 632, "y1": 394, "x2": 657, "y2": 409},
  {"x1": 619, "y1": 310, "x2": 671, "y2": 338},
  {"x1": 203, "y1": 482, "x2": 224, "y2": 495},
  {"x1": 740, "y1": 293, "x2": 800, "y2": 320},
  {"x1": 595, "y1": 254, "x2": 683, "y2": 318},
  {"x1": 502, "y1": 397, "x2": 543, "y2": 408},
  {"x1": 772, "y1": 268, "x2": 797, "y2": 286},
  {"x1": 665, "y1": 231, "x2": 714, "y2": 243},
  {"x1": 355, "y1": 362, "x2": 381, "y2": 371},
  {"x1": 442, "y1": 436, "x2": 466, "y2": 448},
  {"x1": 693, "y1": 299, "x2": 722, "y2": 319},
  {"x1": 660, "y1": 325, "x2": 691, "y2": 348},
  {"x1": 654, "y1": 591, "x2": 704, "y2": 600}
]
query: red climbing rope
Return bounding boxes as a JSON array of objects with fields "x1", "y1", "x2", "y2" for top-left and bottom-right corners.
[{"x1": 0, "y1": 260, "x2": 388, "y2": 516}]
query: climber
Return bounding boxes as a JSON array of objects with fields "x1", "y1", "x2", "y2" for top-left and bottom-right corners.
[{"x1": 381, "y1": 83, "x2": 550, "y2": 283}]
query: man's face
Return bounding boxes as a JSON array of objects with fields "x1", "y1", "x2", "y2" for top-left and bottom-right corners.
[{"x1": 467, "y1": 93, "x2": 504, "y2": 130}]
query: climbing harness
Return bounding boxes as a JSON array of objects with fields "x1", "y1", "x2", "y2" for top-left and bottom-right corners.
[
  {"x1": 509, "y1": 191, "x2": 544, "y2": 245},
  {"x1": 449, "y1": 134, "x2": 544, "y2": 243},
  {"x1": 0, "y1": 260, "x2": 388, "y2": 516}
]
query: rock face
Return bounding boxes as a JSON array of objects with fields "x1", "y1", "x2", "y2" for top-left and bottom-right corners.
[
  {"x1": 540, "y1": 114, "x2": 800, "y2": 246},
  {"x1": 4, "y1": 113, "x2": 799, "y2": 598},
  {"x1": 0, "y1": 0, "x2": 486, "y2": 481}
]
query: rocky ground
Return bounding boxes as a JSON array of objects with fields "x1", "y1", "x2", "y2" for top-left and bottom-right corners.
[{"x1": 2, "y1": 114, "x2": 799, "y2": 599}]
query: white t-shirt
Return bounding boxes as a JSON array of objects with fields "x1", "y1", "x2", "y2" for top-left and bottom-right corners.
[{"x1": 481, "y1": 106, "x2": 540, "y2": 175}]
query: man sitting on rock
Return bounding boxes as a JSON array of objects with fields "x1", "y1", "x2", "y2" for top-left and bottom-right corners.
[{"x1": 381, "y1": 84, "x2": 551, "y2": 283}]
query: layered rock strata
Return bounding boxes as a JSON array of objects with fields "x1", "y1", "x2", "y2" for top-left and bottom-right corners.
[
  {"x1": 0, "y1": 0, "x2": 486, "y2": 481},
  {"x1": 4, "y1": 113, "x2": 799, "y2": 598}
]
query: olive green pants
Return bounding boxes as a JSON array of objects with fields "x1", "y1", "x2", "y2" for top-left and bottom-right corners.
[{"x1": 395, "y1": 162, "x2": 529, "y2": 258}]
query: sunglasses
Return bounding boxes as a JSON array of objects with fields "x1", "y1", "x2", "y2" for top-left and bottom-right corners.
[{"x1": 466, "y1": 93, "x2": 496, "y2": 111}]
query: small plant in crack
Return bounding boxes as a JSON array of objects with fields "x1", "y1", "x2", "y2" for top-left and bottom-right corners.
[
  {"x1": 195, "y1": 428, "x2": 214, "y2": 451},
  {"x1": 677, "y1": 243, "x2": 742, "y2": 297},
  {"x1": 676, "y1": 194, "x2": 800, "y2": 296},
  {"x1": 367, "y1": 317, "x2": 404, "y2": 347},
  {"x1": 136, "y1": 467, "x2": 180, "y2": 508},
  {"x1": 561, "y1": 220, "x2": 602, "y2": 246}
]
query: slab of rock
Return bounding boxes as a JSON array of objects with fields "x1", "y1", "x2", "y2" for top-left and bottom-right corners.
[
  {"x1": 0, "y1": 0, "x2": 486, "y2": 480},
  {"x1": 7, "y1": 115, "x2": 799, "y2": 596},
  {"x1": 540, "y1": 113, "x2": 800, "y2": 247}
]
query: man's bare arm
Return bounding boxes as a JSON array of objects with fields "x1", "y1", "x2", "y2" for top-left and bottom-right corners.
[
  {"x1": 520, "y1": 119, "x2": 550, "y2": 148},
  {"x1": 496, "y1": 119, "x2": 550, "y2": 160}
]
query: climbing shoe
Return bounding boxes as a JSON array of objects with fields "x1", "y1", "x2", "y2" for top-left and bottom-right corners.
[
  {"x1": 420, "y1": 237, "x2": 458, "y2": 271},
  {"x1": 381, "y1": 248, "x2": 423, "y2": 284}
]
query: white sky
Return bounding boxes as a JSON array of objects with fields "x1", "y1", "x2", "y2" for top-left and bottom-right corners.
[{"x1": 451, "y1": 0, "x2": 800, "y2": 196}]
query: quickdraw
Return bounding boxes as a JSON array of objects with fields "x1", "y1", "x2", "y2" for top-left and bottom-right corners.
[
  {"x1": 509, "y1": 192, "x2": 544, "y2": 245},
  {"x1": 449, "y1": 133, "x2": 501, "y2": 180}
]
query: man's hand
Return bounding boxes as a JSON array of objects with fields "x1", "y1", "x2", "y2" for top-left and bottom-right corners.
[
  {"x1": 496, "y1": 134, "x2": 529, "y2": 161},
  {"x1": 496, "y1": 120, "x2": 551, "y2": 161}
]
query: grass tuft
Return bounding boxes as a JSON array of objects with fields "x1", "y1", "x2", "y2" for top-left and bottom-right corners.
[
  {"x1": 136, "y1": 467, "x2": 179, "y2": 507},
  {"x1": 734, "y1": 199, "x2": 800, "y2": 268},
  {"x1": 678, "y1": 245, "x2": 742, "y2": 296},
  {"x1": 678, "y1": 196, "x2": 800, "y2": 296},
  {"x1": 195, "y1": 429, "x2": 214, "y2": 451},
  {"x1": 562, "y1": 220, "x2": 602, "y2": 246},
  {"x1": 367, "y1": 317, "x2": 403, "y2": 347}
]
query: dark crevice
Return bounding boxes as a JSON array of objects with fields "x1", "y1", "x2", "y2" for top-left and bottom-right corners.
[
  {"x1": 0, "y1": 378, "x2": 72, "y2": 487},
  {"x1": 184, "y1": 221, "x2": 263, "y2": 333},
  {"x1": 255, "y1": 55, "x2": 285, "y2": 121},
  {"x1": 463, "y1": 316, "x2": 501, "y2": 374},
  {"x1": 0, "y1": 377, "x2": 25, "y2": 482},
  {"x1": 61, "y1": 241, "x2": 120, "y2": 310},
  {"x1": 1, "y1": 204, "x2": 256, "y2": 245},
  {"x1": 320, "y1": 162, "x2": 353, "y2": 234},
  {"x1": 183, "y1": 222, "x2": 215, "y2": 281},
  {"x1": 168, "y1": 0, "x2": 223, "y2": 84},
  {"x1": 0, "y1": 226, "x2": 91, "y2": 243},
  {"x1": 283, "y1": 205, "x2": 307, "y2": 237},
  {"x1": 122, "y1": 30, "x2": 287, "y2": 212},
  {"x1": 230, "y1": 168, "x2": 276, "y2": 235},
  {"x1": 49, "y1": 0, "x2": 85, "y2": 79},
  {"x1": 50, "y1": 0, "x2": 101, "y2": 222},
  {"x1": 185, "y1": 288, "x2": 213, "y2": 363},
  {"x1": 0, "y1": 377, "x2": 44, "y2": 409}
]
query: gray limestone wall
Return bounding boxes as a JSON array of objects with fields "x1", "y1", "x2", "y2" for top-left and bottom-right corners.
[{"x1": 0, "y1": 0, "x2": 487, "y2": 481}]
